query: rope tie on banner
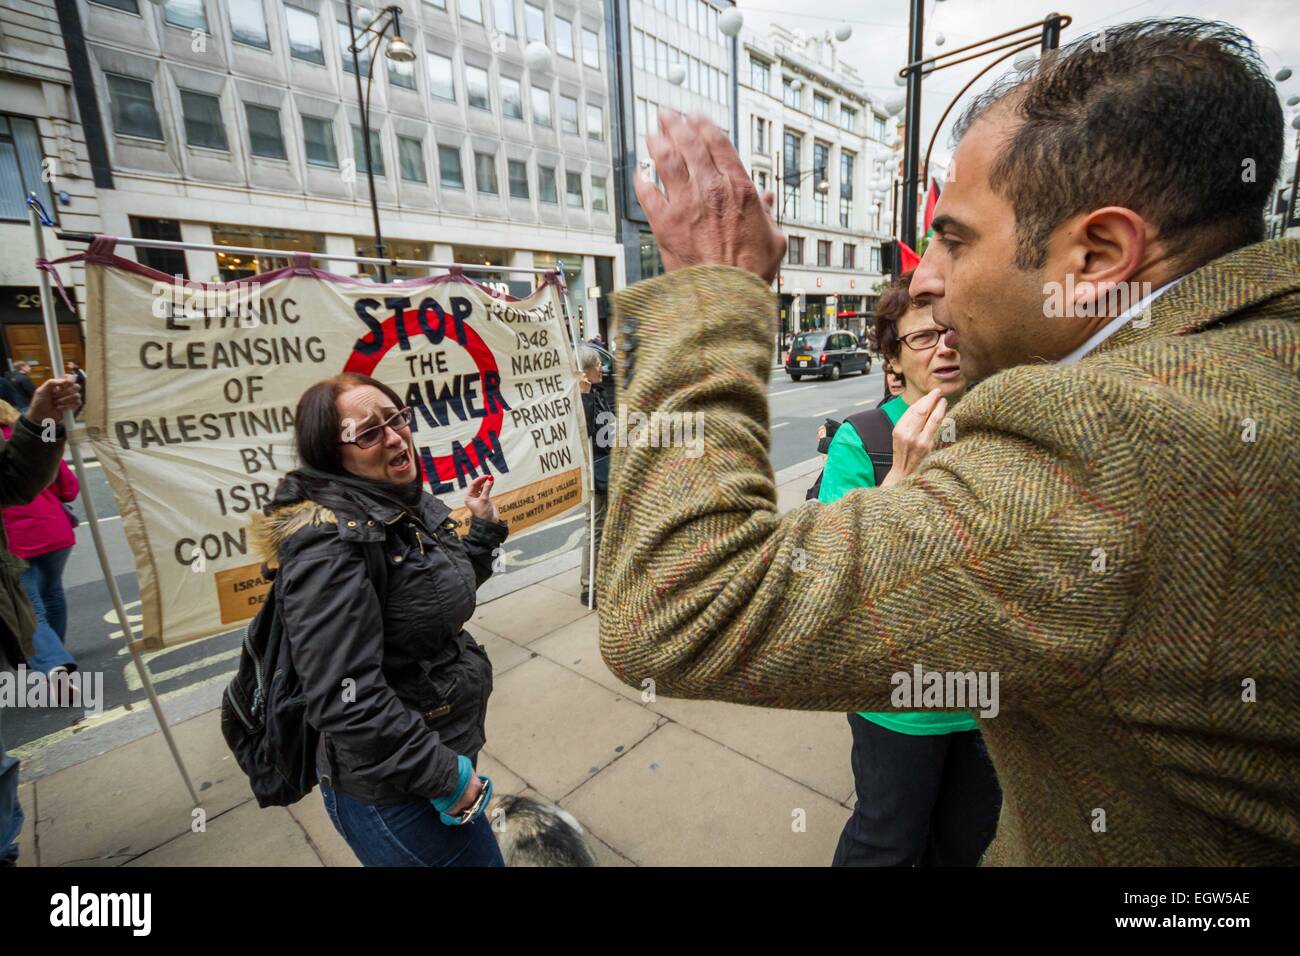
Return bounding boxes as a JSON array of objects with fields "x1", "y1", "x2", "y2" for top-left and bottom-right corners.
[{"x1": 27, "y1": 195, "x2": 81, "y2": 316}]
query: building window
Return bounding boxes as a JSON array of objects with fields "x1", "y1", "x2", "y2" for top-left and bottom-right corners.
[
  {"x1": 782, "y1": 130, "x2": 801, "y2": 218},
  {"x1": 817, "y1": 240, "x2": 831, "y2": 267},
  {"x1": 398, "y1": 136, "x2": 426, "y2": 182},
  {"x1": 843, "y1": 243, "x2": 856, "y2": 269},
  {"x1": 284, "y1": 7, "x2": 325, "y2": 65},
  {"x1": 814, "y1": 190, "x2": 827, "y2": 225},
  {"x1": 466, "y1": 65, "x2": 491, "y2": 110},
  {"x1": 493, "y1": 0, "x2": 515, "y2": 35},
  {"x1": 754, "y1": 170, "x2": 768, "y2": 193},
  {"x1": 592, "y1": 176, "x2": 607, "y2": 211},
  {"x1": 841, "y1": 105, "x2": 857, "y2": 132},
  {"x1": 507, "y1": 159, "x2": 529, "y2": 198},
  {"x1": 179, "y1": 89, "x2": 227, "y2": 150},
  {"x1": 163, "y1": 0, "x2": 207, "y2": 32},
  {"x1": 339, "y1": 21, "x2": 372, "y2": 75},
  {"x1": 0, "y1": 116, "x2": 53, "y2": 221},
  {"x1": 500, "y1": 76, "x2": 523, "y2": 119},
  {"x1": 872, "y1": 114, "x2": 887, "y2": 140},
  {"x1": 840, "y1": 150, "x2": 855, "y2": 228},
  {"x1": 565, "y1": 171, "x2": 582, "y2": 208},
  {"x1": 459, "y1": 0, "x2": 483, "y2": 23},
  {"x1": 559, "y1": 95, "x2": 578, "y2": 134},
  {"x1": 389, "y1": 56, "x2": 417, "y2": 90},
  {"x1": 438, "y1": 144, "x2": 464, "y2": 188},
  {"x1": 640, "y1": 230, "x2": 663, "y2": 278},
  {"x1": 555, "y1": 17, "x2": 573, "y2": 58},
  {"x1": 813, "y1": 93, "x2": 830, "y2": 121},
  {"x1": 751, "y1": 57, "x2": 769, "y2": 93},
  {"x1": 813, "y1": 141, "x2": 829, "y2": 184},
  {"x1": 228, "y1": 0, "x2": 270, "y2": 49},
  {"x1": 538, "y1": 164, "x2": 558, "y2": 203},
  {"x1": 130, "y1": 217, "x2": 186, "y2": 277},
  {"x1": 782, "y1": 77, "x2": 800, "y2": 109},
  {"x1": 753, "y1": 116, "x2": 766, "y2": 153},
  {"x1": 245, "y1": 104, "x2": 285, "y2": 159},
  {"x1": 582, "y1": 28, "x2": 600, "y2": 69},
  {"x1": 524, "y1": 2, "x2": 545, "y2": 43},
  {"x1": 870, "y1": 245, "x2": 882, "y2": 273},
  {"x1": 301, "y1": 114, "x2": 337, "y2": 167},
  {"x1": 106, "y1": 74, "x2": 163, "y2": 140},
  {"x1": 428, "y1": 54, "x2": 455, "y2": 100},
  {"x1": 90, "y1": 0, "x2": 139, "y2": 12},
  {"x1": 787, "y1": 236, "x2": 804, "y2": 266},
  {"x1": 586, "y1": 104, "x2": 603, "y2": 141},
  {"x1": 531, "y1": 86, "x2": 551, "y2": 127},
  {"x1": 475, "y1": 152, "x2": 498, "y2": 194},
  {"x1": 351, "y1": 125, "x2": 384, "y2": 175},
  {"x1": 632, "y1": 30, "x2": 644, "y2": 70}
]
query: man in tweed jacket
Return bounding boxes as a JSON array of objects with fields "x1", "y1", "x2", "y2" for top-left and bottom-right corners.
[{"x1": 598, "y1": 19, "x2": 1299, "y2": 865}]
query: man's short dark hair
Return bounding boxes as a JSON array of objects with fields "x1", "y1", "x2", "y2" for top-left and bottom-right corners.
[{"x1": 954, "y1": 18, "x2": 1284, "y2": 271}]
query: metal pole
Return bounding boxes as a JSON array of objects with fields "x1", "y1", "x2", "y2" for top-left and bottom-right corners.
[
  {"x1": 1042, "y1": 12, "x2": 1063, "y2": 51},
  {"x1": 901, "y1": 0, "x2": 925, "y2": 250},
  {"x1": 553, "y1": 262, "x2": 596, "y2": 611},
  {"x1": 51, "y1": 232, "x2": 558, "y2": 274},
  {"x1": 775, "y1": 147, "x2": 784, "y2": 359},
  {"x1": 27, "y1": 198, "x2": 200, "y2": 807},
  {"x1": 348, "y1": 1, "x2": 387, "y2": 283}
]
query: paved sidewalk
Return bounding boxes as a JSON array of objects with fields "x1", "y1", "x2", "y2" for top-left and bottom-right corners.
[{"x1": 15, "y1": 459, "x2": 851, "y2": 867}]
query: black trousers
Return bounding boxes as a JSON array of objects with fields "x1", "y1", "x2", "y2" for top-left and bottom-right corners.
[{"x1": 832, "y1": 715, "x2": 1002, "y2": 867}]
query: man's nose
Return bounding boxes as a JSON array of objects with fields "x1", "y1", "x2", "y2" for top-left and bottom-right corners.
[{"x1": 910, "y1": 245, "x2": 944, "y2": 302}]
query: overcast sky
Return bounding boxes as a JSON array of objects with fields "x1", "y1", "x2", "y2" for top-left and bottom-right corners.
[{"x1": 736, "y1": 0, "x2": 1300, "y2": 169}]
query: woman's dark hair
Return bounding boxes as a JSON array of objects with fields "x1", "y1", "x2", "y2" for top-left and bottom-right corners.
[
  {"x1": 294, "y1": 372, "x2": 405, "y2": 474},
  {"x1": 869, "y1": 269, "x2": 916, "y2": 362}
]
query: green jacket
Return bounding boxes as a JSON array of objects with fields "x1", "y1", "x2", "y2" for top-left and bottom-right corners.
[
  {"x1": 0, "y1": 414, "x2": 66, "y2": 667},
  {"x1": 599, "y1": 239, "x2": 1300, "y2": 866},
  {"x1": 819, "y1": 394, "x2": 980, "y2": 736}
]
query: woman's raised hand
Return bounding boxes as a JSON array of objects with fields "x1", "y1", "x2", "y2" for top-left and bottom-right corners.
[{"x1": 464, "y1": 475, "x2": 499, "y2": 522}]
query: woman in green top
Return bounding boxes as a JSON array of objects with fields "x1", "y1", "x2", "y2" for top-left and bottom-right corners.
[{"x1": 826, "y1": 271, "x2": 1002, "y2": 867}]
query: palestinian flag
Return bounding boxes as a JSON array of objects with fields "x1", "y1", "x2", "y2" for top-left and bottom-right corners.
[{"x1": 922, "y1": 178, "x2": 942, "y2": 243}]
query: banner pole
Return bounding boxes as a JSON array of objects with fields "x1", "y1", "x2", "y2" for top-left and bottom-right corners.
[
  {"x1": 27, "y1": 197, "x2": 200, "y2": 808},
  {"x1": 553, "y1": 262, "x2": 596, "y2": 612}
]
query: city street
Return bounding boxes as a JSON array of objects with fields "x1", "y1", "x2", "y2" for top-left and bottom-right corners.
[{"x1": 9, "y1": 366, "x2": 884, "y2": 753}]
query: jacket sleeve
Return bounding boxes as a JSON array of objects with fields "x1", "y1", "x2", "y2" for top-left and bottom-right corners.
[
  {"x1": 0, "y1": 416, "x2": 65, "y2": 509},
  {"x1": 278, "y1": 531, "x2": 462, "y2": 800},
  {"x1": 52, "y1": 460, "x2": 80, "y2": 503},
  {"x1": 597, "y1": 265, "x2": 1141, "y2": 714},
  {"x1": 461, "y1": 515, "x2": 509, "y2": 587}
]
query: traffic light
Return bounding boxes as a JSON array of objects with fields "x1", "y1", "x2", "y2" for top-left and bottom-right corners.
[{"x1": 880, "y1": 240, "x2": 903, "y2": 276}]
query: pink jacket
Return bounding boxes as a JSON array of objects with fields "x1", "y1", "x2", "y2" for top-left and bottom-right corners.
[{"x1": 0, "y1": 424, "x2": 79, "y2": 559}]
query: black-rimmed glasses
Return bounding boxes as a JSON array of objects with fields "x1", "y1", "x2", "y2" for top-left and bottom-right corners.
[
  {"x1": 898, "y1": 328, "x2": 945, "y2": 352},
  {"x1": 341, "y1": 407, "x2": 414, "y2": 449}
]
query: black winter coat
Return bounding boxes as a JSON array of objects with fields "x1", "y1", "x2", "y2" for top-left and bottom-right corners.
[{"x1": 250, "y1": 472, "x2": 508, "y2": 805}]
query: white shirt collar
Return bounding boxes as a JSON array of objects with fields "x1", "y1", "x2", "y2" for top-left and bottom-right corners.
[{"x1": 1057, "y1": 279, "x2": 1181, "y2": 366}]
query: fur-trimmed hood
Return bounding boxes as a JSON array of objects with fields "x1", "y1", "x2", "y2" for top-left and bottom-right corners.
[{"x1": 249, "y1": 500, "x2": 338, "y2": 570}]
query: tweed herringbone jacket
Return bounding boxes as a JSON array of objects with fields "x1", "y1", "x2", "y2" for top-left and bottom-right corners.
[{"x1": 598, "y1": 239, "x2": 1300, "y2": 866}]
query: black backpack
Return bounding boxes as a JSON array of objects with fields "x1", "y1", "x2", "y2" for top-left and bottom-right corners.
[
  {"x1": 221, "y1": 541, "x2": 387, "y2": 808},
  {"x1": 806, "y1": 408, "x2": 895, "y2": 501}
]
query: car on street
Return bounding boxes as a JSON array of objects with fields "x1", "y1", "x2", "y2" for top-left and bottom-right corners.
[{"x1": 785, "y1": 331, "x2": 872, "y2": 381}]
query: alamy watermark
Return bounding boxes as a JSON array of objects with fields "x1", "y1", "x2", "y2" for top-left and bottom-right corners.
[
  {"x1": 0, "y1": 666, "x2": 103, "y2": 716},
  {"x1": 595, "y1": 405, "x2": 704, "y2": 458},
  {"x1": 150, "y1": 276, "x2": 264, "y2": 327},
  {"x1": 891, "y1": 663, "x2": 1000, "y2": 718},
  {"x1": 1043, "y1": 277, "x2": 1153, "y2": 327}
]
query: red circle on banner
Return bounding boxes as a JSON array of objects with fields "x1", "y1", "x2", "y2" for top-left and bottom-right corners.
[{"x1": 342, "y1": 306, "x2": 503, "y2": 487}]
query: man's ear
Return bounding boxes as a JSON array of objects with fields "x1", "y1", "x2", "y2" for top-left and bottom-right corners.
[{"x1": 1069, "y1": 207, "x2": 1150, "y2": 318}]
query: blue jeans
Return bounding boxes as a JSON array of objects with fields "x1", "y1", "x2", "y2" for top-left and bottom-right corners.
[
  {"x1": 19, "y1": 548, "x2": 75, "y2": 673},
  {"x1": 0, "y1": 708, "x2": 22, "y2": 864},
  {"x1": 320, "y1": 781, "x2": 504, "y2": 867}
]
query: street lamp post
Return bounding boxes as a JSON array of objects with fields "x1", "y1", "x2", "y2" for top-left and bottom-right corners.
[
  {"x1": 773, "y1": 154, "x2": 831, "y2": 355},
  {"x1": 346, "y1": 3, "x2": 416, "y2": 283}
]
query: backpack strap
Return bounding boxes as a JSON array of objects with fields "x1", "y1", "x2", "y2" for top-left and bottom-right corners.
[{"x1": 844, "y1": 408, "x2": 895, "y2": 487}]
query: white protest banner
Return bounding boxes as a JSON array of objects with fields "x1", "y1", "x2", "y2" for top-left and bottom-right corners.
[{"x1": 79, "y1": 241, "x2": 589, "y2": 649}]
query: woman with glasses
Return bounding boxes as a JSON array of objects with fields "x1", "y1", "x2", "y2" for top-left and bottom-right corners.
[
  {"x1": 250, "y1": 372, "x2": 509, "y2": 866},
  {"x1": 821, "y1": 271, "x2": 1002, "y2": 867}
]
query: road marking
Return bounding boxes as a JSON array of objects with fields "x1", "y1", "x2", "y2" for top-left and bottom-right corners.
[
  {"x1": 812, "y1": 409, "x2": 838, "y2": 417},
  {"x1": 854, "y1": 399, "x2": 876, "y2": 406},
  {"x1": 768, "y1": 385, "x2": 815, "y2": 397},
  {"x1": 772, "y1": 422, "x2": 789, "y2": 429}
]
